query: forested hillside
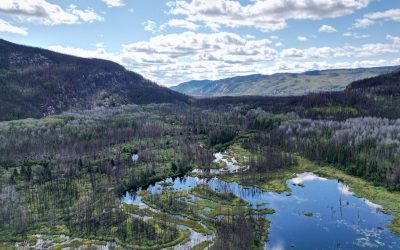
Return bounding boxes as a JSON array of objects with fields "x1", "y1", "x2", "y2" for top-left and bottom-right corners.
[
  {"x1": 196, "y1": 68, "x2": 400, "y2": 120},
  {"x1": 172, "y1": 66, "x2": 398, "y2": 97},
  {"x1": 348, "y1": 68, "x2": 400, "y2": 91},
  {"x1": 0, "y1": 39, "x2": 189, "y2": 121}
]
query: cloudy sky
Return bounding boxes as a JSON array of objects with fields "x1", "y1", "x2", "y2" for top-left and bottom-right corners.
[{"x1": 0, "y1": 0, "x2": 399, "y2": 86}]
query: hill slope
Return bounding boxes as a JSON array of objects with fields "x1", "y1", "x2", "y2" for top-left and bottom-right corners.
[
  {"x1": 195, "y1": 68, "x2": 400, "y2": 120},
  {"x1": 347, "y1": 68, "x2": 400, "y2": 92},
  {"x1": 172, "y1": 67, "x2": 399, "y2": 97},
  {"x1": 0, "y1": 39, "x2": 189, "y2": 121}
]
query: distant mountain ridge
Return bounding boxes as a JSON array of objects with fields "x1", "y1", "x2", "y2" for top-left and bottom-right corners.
[
  {"x1": 171, "y1": 67, "x2": 399, "y2": 97},
  {"x1": 0, "y1": 39, "x2": 189, "y2": 121}
]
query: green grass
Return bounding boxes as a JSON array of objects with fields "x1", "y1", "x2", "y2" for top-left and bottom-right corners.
[
  {"x1": 262, "y1": 208, "x2": 276, "y2": 215},
  {"x1": 260, "y1": 219, "x2": 271, "y2": 247},
  {"x1": 0, "y1": 242, "x2": 16, "y2": 250},
  {"x1": 390, "y1": 216, "x2": 400, "y2": 235},
  {"x1": 256, "y1": 202, "x2": 268, "y2": 207},
  {"x1": 115, "y1": 228, "x2": 190, "y2": 250},
  {"x1": 311, "y1": 105, "x2": 358, "y2": 116},
  {"x1": 191, "y1": 240, "x2": 213, "y2": 250},
  {"x1": 52, "y1": 240, "x2": 93, "y2": 250},
  {"x1": 123, "y1": 202, "x2": 206, "y2": 235},
  {"x1": 190, "y1": 184, "x2": 248, "y2": 206},
  {"x1": 122, "y1": 204, "x2": 150, "y2": 217},
  {"x1": 226, "y1": 143, "x2": 252, "y2": 165},
  {"x1": 138, "y1": 191, "x2": 215, "y2": 235}
]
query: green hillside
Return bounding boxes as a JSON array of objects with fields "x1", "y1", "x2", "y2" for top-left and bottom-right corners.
[{"x1": 172, "y1": 67, "x2": 399, "y2": 96}]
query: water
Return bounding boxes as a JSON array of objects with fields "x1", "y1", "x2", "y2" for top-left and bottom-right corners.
[
  {"x1": 131, "y1": 154, "x2": 139, "y2": 162},
  {"x1": 121, "y1": 173, "x2": 400, "y2": 249},
  {"x1": 192, "y1": 152, "x2": 249, "y2": 175}
]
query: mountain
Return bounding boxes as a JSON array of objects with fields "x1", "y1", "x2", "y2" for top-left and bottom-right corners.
[
  {"x1": 195, "y1": 68, "x2": 400, "y2": 120},
  {"x1": 171, "y1": 67, "x2": 399, "y2": 97},
  {"x1": 347, "y1": 68, "x2": 400, "y2": 92},
  {"x1": 0, "y1": 39, "x2": 189, "y2": 121}
]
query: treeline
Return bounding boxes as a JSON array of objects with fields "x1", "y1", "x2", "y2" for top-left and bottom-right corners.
[
  {"x1": 242, "y1": 133, "x2": 297, "y2": 173},
  {"x1": 195, "y1": 69, "x2": 400, "y2": 121},
  {"x1": 270, "y1": 117, "x2": 400, "y2": 190}
]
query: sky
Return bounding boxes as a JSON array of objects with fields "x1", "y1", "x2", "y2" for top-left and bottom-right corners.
[{"x1": 0, "y1": 0, "x2": 399, "y2": 86}]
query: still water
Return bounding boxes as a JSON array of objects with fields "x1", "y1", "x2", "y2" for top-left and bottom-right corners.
[{"x1": 121, "y1": 173, "x2": 400, "y2": 249}]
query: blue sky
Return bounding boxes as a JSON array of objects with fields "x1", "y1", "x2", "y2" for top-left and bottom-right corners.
[{"x1": 0, "y1": 0, "x2": 399, "y2": 86}]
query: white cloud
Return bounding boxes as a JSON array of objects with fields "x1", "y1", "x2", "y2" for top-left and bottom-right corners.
[
  {"x1": 281, "y1": 48, "x2": 304, "y2": 57},
  {"x1": 387, "y1": 35, "x2": 400, "y2": 45},
  {"x1": 297, "y1": 36, "x2": 308, "y2": 42},
  {"x1": 319, "y1": 24, "x2": 337, "y2": 33},
  {"x1": 121, "y1": 31, "x2": 275, "y2": 61},
  {"x1": 48, "y1": 44, "x2": 113, "y2": 59},
  {"x1": 117, "y1": 31, "x2": 278, "y2": 84},
  {"x1": 168, "y1": 0, "x2": 370, "y2": 32},
  {"x1": 143, "y1": 20, "x2": 157, "y2": 33},
  {"x1": 365, "y1": 8, "x2": 400, "y2": 22},
  {"x1": 68, "y1": 5, "x2": 103, "y2": 23},
  {"x1": 205, "y1": 22, "x2": 221, "y2": 32},
  {"x1": 102, "y1": 0, "x2": 124, "y2": 8},
  {"x1": 353, "y1": 8, "x2": 400, "y2": 29},
  {"x1": 160, "y1": 19, "x2": 199, "y2": 30},
  {"x1": 48, "y1": 31, "x2": 400, "y2": 87},
  {"x1": 275, "y1": 42, "x2": 284, "y2": 47},
  {"x1": 353, "y1": 18, "x2": 375, "y2": 28},
  {"x1": 0, "y1": 18, "x2": 27, "y2": 35},
  {"x1": 281, "y1": 37, "x2": 400, "y2": 59},
  {"x1": 343, "y1": 32, "x2": 369, "y2": 39},
  {"x1": 0, "y1": 0, "x2": 103, "y2": 25}
]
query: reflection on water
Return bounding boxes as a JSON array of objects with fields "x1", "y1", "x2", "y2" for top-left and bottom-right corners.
[{"x1": 121, "y1": 173, "x2": 400, "y2": 249}]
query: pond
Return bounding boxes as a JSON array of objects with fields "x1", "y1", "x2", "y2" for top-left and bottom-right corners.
[{"x1": 121, "y1": 172, "x2": 400, "y2": 249}]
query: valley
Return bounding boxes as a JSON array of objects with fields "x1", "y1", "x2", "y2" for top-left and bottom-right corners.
[
  {"x1": 2, "y1": 85, "x2": 400, "y2": 249},
  {"x1": 0, "y1": 39, "x2": 400, "y2": 250}
]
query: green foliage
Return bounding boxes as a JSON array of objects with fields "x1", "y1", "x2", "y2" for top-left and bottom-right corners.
[
  {"x1": 310, "y1": 105, "x2": 358, "y2": 117},
  {"x1": 192, "y1": 240, "x2": 213, "y2": 250},
  {"x1": 190, "y1": 184, "x2": 248, "y2": 206},
  {"x1": 208, "y1": 127, "x2": 238, "y2": 147},
  {"x1": 249, "y1": 113, "x2": 288, "y2": 131}
]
